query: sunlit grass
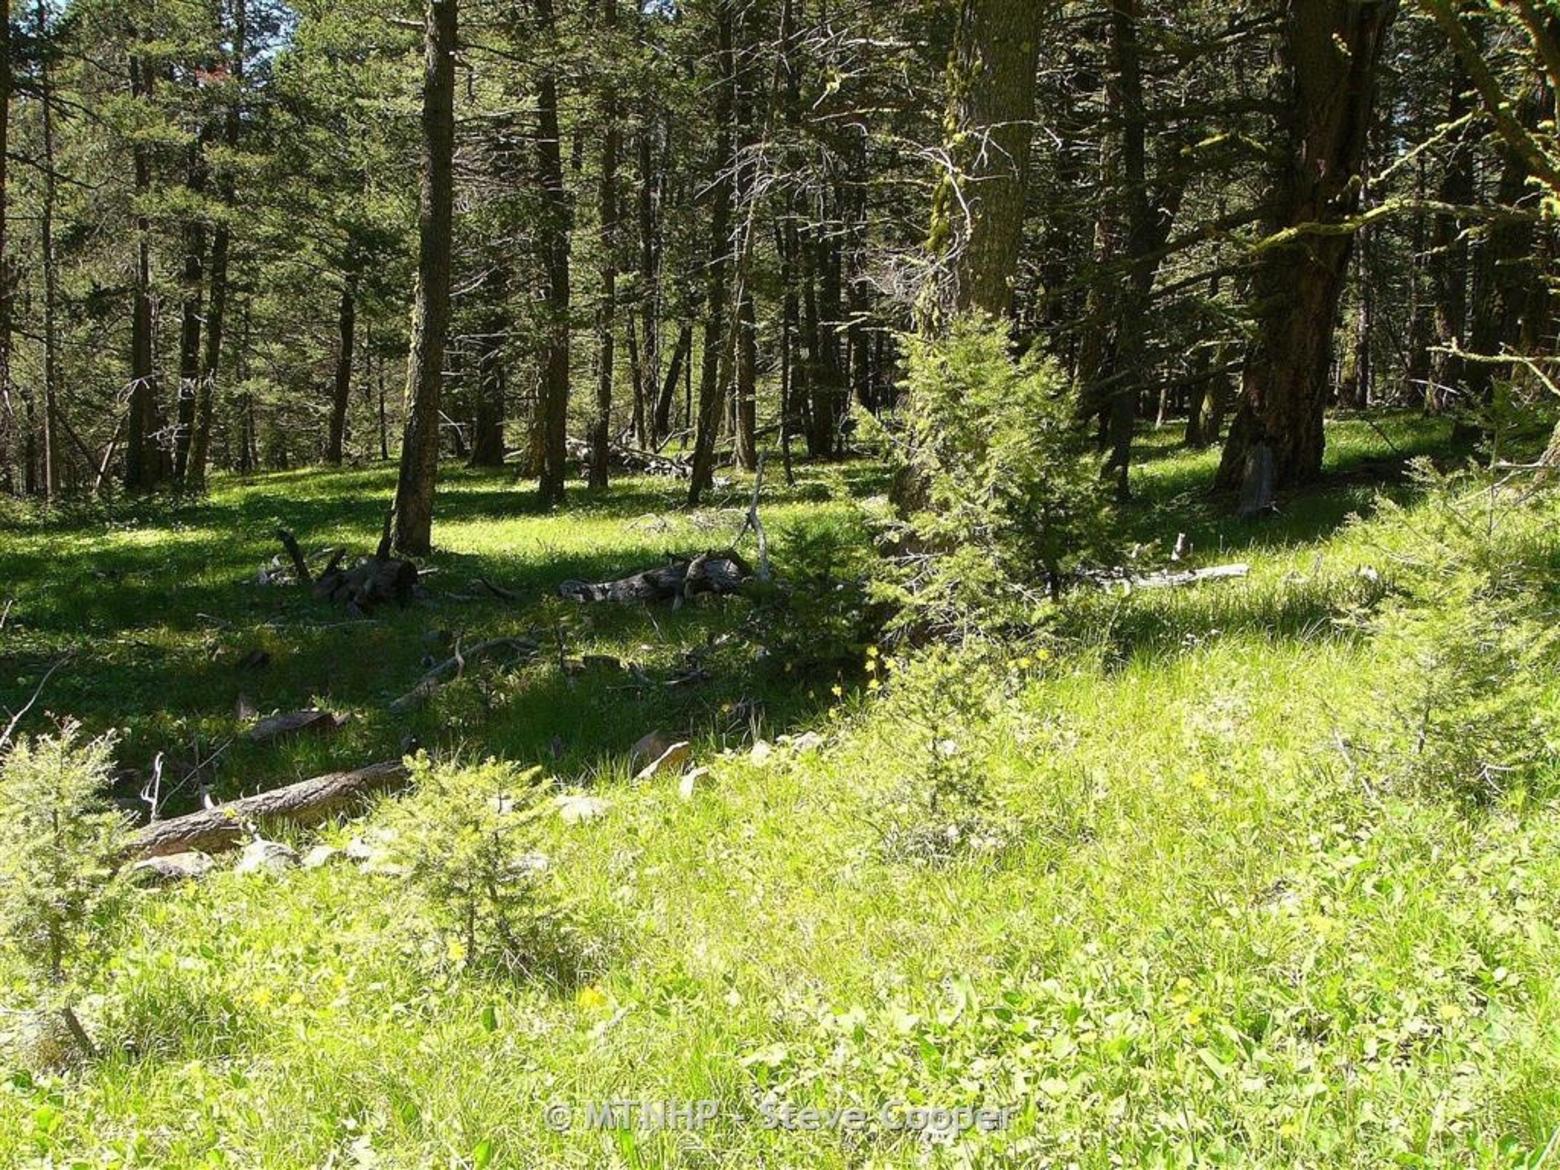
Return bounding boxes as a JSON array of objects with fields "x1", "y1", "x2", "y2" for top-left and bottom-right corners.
[{"x1": 4, "y1": 418, "x2": 1559, "y2": 1168}]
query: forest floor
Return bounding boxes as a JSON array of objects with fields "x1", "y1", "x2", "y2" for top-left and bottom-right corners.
[{"x1": 4, "y1": 414, "x2": 1560, "y2": 1168}]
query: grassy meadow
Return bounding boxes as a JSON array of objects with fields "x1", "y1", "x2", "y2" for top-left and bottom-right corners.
[{"x1": 3, "y1": 414, "x2": 1560, "y2": 1168}]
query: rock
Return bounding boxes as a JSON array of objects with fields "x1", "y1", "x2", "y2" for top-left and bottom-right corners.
[
  {"x1": 131, "y1": 851, "x2": 216, "y2": 884},
  {"x1": 635, "y1": 741, "x2": 691, "y2": 781},
  {"x1": 345, "y1": 836, "x2": 375, "y2": 861},
  {"x1": 785, "y1": 731, "x2": 824, "y2": 753},
  {"x1": 679, "y1": 766, "x2": 711, "y2": 800},
  {"x1": 556, "y1": 793, "x2": 609, "y2": 824},
  {"x1": 630, "y1": 730, "x2": 674, "y2": 770},
  {"x1": 749, "y1": 740, "x2": 774, "y2": 765},
  {"x1": 345, "y1": 828, "x2": 398, "y2": 870},
  {"x1": 234, "y1": 839, "x2": 300, "y2": 875},
  {"x1": 301, "y1": 844, "x2": 341, "y2": 870}
]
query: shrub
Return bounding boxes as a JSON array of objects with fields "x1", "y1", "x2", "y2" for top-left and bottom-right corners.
[
  {"x1": 382, "y1": 755, "x2": 578, "y2": 980},
  {"x1": 754, "y1": 512, "x2": 886, "y2": 677},
  {"x1": 872, "y1": 646, "x2": 1013, "y2": 862},
  {"x1": 876, "y1": 315, "x2": 1111, "y2": 642},
  {"x1": 0, "y1": 724, "x2": 131, "y2": 1060},
  {"x1": 1359, "y1": 465, "x2": 1560, "y2": 805}
]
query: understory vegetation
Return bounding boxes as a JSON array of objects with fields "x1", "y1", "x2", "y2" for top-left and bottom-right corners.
[{"x1": 4, "y1": 414, "x2": 1559, "y2": 1168}]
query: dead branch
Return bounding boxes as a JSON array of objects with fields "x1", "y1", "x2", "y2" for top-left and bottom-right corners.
[
  {"x1": 388, "y1": 637, "x2": 539, "y2": 714},
  {"x1": 1, "y1": 655, "x2": 72, "y2": 750}
]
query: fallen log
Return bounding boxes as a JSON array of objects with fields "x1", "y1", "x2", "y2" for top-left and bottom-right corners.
[
  {"x1": 559, "y1": 549, "x2": 753, "y2": 604},
  {"x1": 124, "y1": 760, "x2": 411, "y2": 860},
  {"x1": 275, "y1": 529, "x2": 419, "y2": 616},
  {"x1": 1084, "y1": 563, "x2": 1251, "y2": 592},
  {"x1": 388, "y1": 636, "x2": 540, "y2": 713},
  {"x1": 565, "y1": 436, "x2": 691, "y2": 479},
  {"x1": 248, "y1": 708, "x2": 348, "y2": 744}
]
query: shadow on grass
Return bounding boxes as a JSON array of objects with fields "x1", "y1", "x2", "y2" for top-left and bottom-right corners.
[{"x1": 0, "y1": 460, "x2": 876, "y2": 816}]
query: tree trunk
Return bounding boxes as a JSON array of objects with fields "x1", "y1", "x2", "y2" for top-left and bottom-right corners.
[
  {"x1": 1429, "y1": 54, "x2": 1475, "y2": 413},
  {"x1": 654, "y1": 322, "x2": 691, "y2": 439},
  {"x1": 390, "y1": 0, "x2": 457, "y2": 555},
  {"x1": 590, "y1": 0, "x2": 621, "y2": 489},
  {"x1": 469, "y1": 267, "x2": 509, "y2": 467},
  {"x1": 735, "y1": 289, "x2": 758, "y2": 469},
  {"x1": 173, "y1": 140, "x2": 208, "y2": 482},
  {"x1": 1215, "y1": 0, "x2": 1398, "y2": 512},
  {"x1": 0, "y1": 0, "x2": 10, "y2": 495},
  {"x1": 124, "y1": 52, "x2": 161, "y2": 492},
  {"x1": 188, "y1": 0, "x2": 244, "y2": 488},
  {"x1": 327, "y1": 271, "x2": 357, "y2": 464},
  {"x1": 35, "y1": 0, "x2": 60, "y2": 498},
  {"x1": 1103, "y1": 0, "x2": 1166, "y2": 501},
  {"x1": 686, "y1": 0, "x2": 736, "y2": 505},
  {"x1": 930, "y1": 0, "x2": 1048, "y2": 321},
  {"x1": 535, "y1": 0, "x2": 572, "y2": 506},
  {"x1": 1466, "y1": 70, "x2": 1546, "y2": 416},
  {"x1": 635, "y1": 110, "x2": 661, "y2": 448}
]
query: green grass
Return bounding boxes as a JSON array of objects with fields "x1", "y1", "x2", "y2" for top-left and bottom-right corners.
[{"x1": 4, "y1": 416, "x2": 1560, "y2": 1168}]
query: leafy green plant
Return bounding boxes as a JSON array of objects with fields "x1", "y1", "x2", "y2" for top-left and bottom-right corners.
[
  {"x1": 0, "y1": 724, "x2": 131, "y2": 1060},
  {"x1": 875, "y1": 315, "x2": 1112, "y2": 642},
  {"x1": 382, "y1": 755, "x2": 579, "y2": 979}
]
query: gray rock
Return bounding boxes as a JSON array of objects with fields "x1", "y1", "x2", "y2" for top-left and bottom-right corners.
[
  {"x1": 234, "y1": 839, "x2": 300, "y2": 875},
  {"x1": 300, "y1": 844, "x2": 341, "y2": 870},
  {"x1": 131, "y1": 851, "x2": 216, "y2": 884}
]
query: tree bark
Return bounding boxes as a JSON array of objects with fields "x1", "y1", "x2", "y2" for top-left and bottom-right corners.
[
  {"x1": 590, "y1": 0, "x2": 622, "y2": 489},
  {"x1": 1215, "y1": 0, "x2": 1398, "y2": 511},
  {"x1": 635, "y1": 107, "x2": 662, "y2": 447},
  {"x1": 686, "y1": 0, "x2": 736, "y2": 505},
  {"x1": 0, "y1": 0, "x2": 10, "y2": 495},
  {"x1": 654, "y1": 322, "x2": 691, "y2": 439},
  {"x1": 173, "y1": 139, "x2": 208, "y2": 482},
  {"x1": 125, "y1": 762, "x2": 412, "y2": 860},
  {"x1": 390, "y1": 0, "x2": 458, "y2": 555},
  {"x1": 327, "y1": 270, "x2": 357, "y2": 464},
  {"x1": 188, "y1": 0, "x2": 245, "y2": 489},
  {"x1": 930, "y1": 0, "x2": 1048, "y2": 321},
  {"x1": 1428, "y1": 53, "x2": 1473, "y2": 413},
  {"x1": 35, "y1": 0, "x2": 60, "y2": 498},
  {"x1": 469, "y1": 266, "x2": 508, "y2": 467},
  {"x1": 535, "y1": 0, "x2": 573, "y2": 506},
  {"x1": 124, "y1": 52, "x2": 162, "y2": 492}
]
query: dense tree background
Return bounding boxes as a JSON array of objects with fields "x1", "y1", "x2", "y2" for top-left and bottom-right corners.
[{"x1": 0, "y1": 0, "x2": 1552, "y2": 511}]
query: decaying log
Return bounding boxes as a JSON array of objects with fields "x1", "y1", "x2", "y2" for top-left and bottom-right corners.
[
  {"x1": 124, "y1": 760, "x2": 411, "y2": 860},
  {"x1": 565, "y1": 436, "x2": 690, "y2": 479},
  {"x1": 275, "y1": 529, "x2": 418, "y2": 615},
  {"x1": 559, "y1": 549, "x2": 754, "y2": 604},
  {"x1": 388, "y1": 636, "x2": 540, "y2": 714},
  {"x1": 1085, "y1": 563, "x2": 1251, "y2": 592},
  {"x1": 248, "y1": 708, "x2": 349, "y2": 744}
]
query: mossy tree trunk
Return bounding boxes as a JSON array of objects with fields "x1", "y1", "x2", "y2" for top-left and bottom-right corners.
[{"x1": 930, "y1": 0, "x2": 1048, "y2": 322}]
